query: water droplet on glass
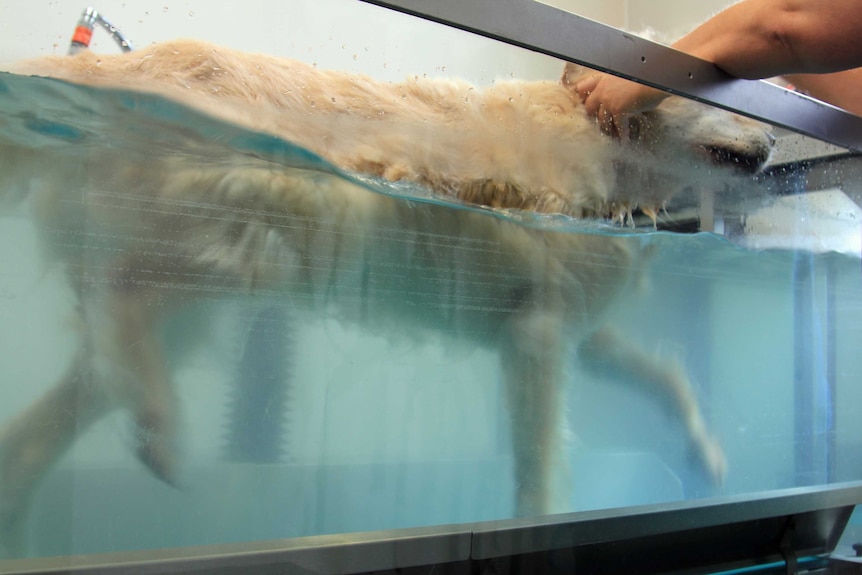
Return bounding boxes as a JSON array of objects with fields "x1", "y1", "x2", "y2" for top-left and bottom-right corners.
[
  {"x1": 353, "y1": 54, "x2": 358, "y2": 61},
  {"x1": 162, "y1": 6, "x2": 168, "y2": 12}
]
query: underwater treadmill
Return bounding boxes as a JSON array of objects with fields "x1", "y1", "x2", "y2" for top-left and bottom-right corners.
[{"x1": 2, "y1": 1, "x2": 862, "y2": 574}]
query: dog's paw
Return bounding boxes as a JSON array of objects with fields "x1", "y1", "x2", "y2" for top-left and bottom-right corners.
[
  {"x1": 694, "y1": 434, "x2": 727, "y2": 486},
  {"x1": 134, "y1": 410, "x2": 178, "y2": 487}
]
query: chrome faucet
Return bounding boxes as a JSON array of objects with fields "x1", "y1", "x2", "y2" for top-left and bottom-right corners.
[{"x1": 69, "y1": 7, "x2": 134, "y2": 54}]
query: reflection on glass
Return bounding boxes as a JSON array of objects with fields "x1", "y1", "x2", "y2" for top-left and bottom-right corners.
[{"x1": 0, "y1": 14, "x2": 859, "y2": 565}]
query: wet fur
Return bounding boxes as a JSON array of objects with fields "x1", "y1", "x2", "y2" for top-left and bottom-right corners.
[{"x1": 0, "y1": 40, "x2": 772, "y2": 557}]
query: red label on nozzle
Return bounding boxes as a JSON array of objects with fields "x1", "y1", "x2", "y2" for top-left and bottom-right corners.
[{"x1": 71, "y1": 25, "x2": 94, "y2": 47}]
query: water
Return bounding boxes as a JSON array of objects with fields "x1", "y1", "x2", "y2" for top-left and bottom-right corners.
[{"x1": 0, "y1": 72, "x2": 861, "y2": 558}]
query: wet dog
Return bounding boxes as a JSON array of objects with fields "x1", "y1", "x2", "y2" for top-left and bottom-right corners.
[{"x1": 0, "y1": 40, "x2": 773, "y2": 556}]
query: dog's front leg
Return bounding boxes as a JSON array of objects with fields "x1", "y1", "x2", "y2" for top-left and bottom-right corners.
[
  {"x1": 499, "y1": 309, "x2": 567, "y2": 518},
  {"x1": 578, "y1": 326, "x2": 727, "y2": 484},
  {"x1": 0, "y1": 349, "x2": 110, "y2": 558},
  {"x1": 105, "y1": 287, "x2": 178, "y2": 485}
]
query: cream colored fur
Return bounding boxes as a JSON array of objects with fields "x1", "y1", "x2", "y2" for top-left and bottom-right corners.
[{"x1": 0, "y1": 39, "x2": 773, "y2": 557}]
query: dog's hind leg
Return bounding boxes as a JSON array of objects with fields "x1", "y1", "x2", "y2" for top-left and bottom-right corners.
[
  {"x1": 0, "y1": 348, "x2": 110, "y2": 558},
  {"x1": 500, "y1": 309, "x2": 567, "y2": 517},
  {"x1": 578, "y1": 326, "x2": 727, "y2": 484}
]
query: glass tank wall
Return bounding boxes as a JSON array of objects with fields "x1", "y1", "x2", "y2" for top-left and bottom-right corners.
[{"x1": 0, "y1": 0, "x2": 860, "y2": 567}]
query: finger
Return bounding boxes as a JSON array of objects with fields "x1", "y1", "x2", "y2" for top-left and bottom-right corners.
[
  {"x1": 616, "y1": 113, "x2": 631, "y2": 141},
  {"x1": 582, "y1": 91, "x2": 600, "y2": 118},
  {"x1": 598, "y1": 106, "x2": 615, "y2": 136},
  {"x1": 573, "y1": 74, "x2": 600, "y2": 98}
]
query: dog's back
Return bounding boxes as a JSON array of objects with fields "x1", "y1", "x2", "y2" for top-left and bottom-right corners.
[{"x1": 12, "y1": 39, "x2": 772, "y2": 221}]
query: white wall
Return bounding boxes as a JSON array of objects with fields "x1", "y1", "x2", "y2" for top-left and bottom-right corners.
[
  {"x1": 1, "y1": 0, "x2": 735, "y2": 82},
  {"x1": 0, "y1": 0, "x2": 566, "y2": 83},
  {"x1": 625, "y1": 0, "x2": 736, "y2": 39},
  {"x1": 542, "y1": 0, "x2": 736, "y2": 39}
]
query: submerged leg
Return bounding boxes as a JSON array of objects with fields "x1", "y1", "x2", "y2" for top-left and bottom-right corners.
[
  {"x1": 500, "y1": 309, "x2": 567, "y2": 517},
  {"x1": 0, "y1": 350, "x2": 109, "y2": 558},
  {"x1": 578, "y1": 326, "x2": 726, "y2": 483},
  {"x1": 105, "y1": 288, "x2": 178, "y2": 485}
]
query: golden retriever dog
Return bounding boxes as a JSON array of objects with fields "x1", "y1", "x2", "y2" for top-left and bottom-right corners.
[{"x1": 0, "y1": 39, "x2": 773, "y2": 557}]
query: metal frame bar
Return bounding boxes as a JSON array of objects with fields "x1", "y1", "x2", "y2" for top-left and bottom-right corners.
[
  {"x1": 2, "y1": 482, "x2": 860, "y2": 575},
  {"x1": 358, "y1": 0, "x2": 862, "y2": 152}
]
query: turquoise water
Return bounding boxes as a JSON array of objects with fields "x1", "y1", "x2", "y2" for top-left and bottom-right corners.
[{"x1": 1, "y1": 72, "x2": 861, "y2": 558}]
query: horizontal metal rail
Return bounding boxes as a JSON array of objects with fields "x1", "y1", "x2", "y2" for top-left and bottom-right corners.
[
  {"x1": 2, "y1": 482, "x2": 861, "y2": 574},
  {"x1": 358, "y1": 0, "x2": 862, "y2": 152}
]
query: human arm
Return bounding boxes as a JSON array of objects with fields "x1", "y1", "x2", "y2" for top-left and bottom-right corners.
[{"x1": 573, "y1": 0, "x2": 862, "y2": 136}]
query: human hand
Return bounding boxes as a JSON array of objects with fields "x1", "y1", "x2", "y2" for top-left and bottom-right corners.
[{"x1": 573, "y1": 73, "x2": 669, "y2": 139}]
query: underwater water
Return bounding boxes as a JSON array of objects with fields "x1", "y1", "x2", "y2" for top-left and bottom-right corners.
[{"x1": 0, "y1": 72, "x2": 861, "y2": 559}]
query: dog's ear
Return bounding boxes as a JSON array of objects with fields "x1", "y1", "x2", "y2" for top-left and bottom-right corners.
[{"x1": 560, "y1": 62, "x2": 590, "y2": 88}]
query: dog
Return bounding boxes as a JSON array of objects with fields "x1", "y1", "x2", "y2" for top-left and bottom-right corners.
[{"x1": 0, "y1": 39, "x2": 773, "y2": 557}]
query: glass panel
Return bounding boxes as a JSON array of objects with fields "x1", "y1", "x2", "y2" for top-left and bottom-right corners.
[{"x1": 0, "y1": 0, "x2": 859, "y2": 565}]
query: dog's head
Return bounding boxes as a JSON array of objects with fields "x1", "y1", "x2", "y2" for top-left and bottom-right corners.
[{"x1": 561, "y1": 63, "x2": 774, "y2": 224}]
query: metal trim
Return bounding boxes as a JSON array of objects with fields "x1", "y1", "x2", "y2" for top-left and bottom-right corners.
[
  {"x1": 0, "y1": 525, "x2": 473, "y2": 575},
  {"x1": 357, "y1": 0, "x2": 862, "y2": 152},
  {"x1": 469, "y1": 482, "x2": 862, "y2": 559},
  {"x1": 2, "y1": 482, "x2": 861, "y2": 575}
]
